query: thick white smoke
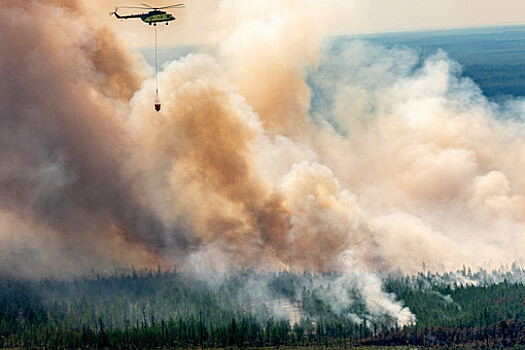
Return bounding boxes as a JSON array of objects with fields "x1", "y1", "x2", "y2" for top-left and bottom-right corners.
[
  {"x1": 309, "y1": 41, "x2": 525, "y2": 274},
  {"x1": 4, "y1": 0, "x2": 525, "y2": 326}
]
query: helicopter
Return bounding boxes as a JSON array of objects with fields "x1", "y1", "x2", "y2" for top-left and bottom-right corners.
[
  {"x1": 112, "y1": 4, "x2": 185, "y2": 112},
  {"x1": 111, "y1": 3, "x2": 184, "y2": 26}
]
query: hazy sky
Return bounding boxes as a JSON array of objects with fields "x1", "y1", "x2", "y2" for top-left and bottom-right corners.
[
  {"x1": 108, "y1": 0, "x2": 525, "y2": 47},
  {"x1": 338, "y1": 0, "x2": 525, "y2": 34}
]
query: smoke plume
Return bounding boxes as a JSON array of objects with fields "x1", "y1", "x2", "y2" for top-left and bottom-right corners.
[{"x1": 3, "y1": 0, "x2": 525, "y2": 325}]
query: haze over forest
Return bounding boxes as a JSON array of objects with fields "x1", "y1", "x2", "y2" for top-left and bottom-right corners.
[{"x1": 4, "y1": 0, "x2": 525, "y2": 338}]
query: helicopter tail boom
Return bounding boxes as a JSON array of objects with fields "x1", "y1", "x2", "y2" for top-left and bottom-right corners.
[{"x1": 111, "y1": 9, "x2": 143, "y2": 20}]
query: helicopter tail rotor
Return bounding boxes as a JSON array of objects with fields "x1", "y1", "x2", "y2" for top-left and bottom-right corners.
[{"x1": 111, "y1": 8, "x2": 124, "y2": 19}]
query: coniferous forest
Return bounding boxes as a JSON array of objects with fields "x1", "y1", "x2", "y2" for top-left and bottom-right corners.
[{"x1": 4, "y1": 267, "x2": 525, "y2": 348}]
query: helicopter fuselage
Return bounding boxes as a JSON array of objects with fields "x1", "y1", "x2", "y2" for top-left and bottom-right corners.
[
  {"x1": 142, "y1": 10, "x2": 175, "y2": 24},
  {"x1": 114, "y1": 10, "x2": 175, "y2": 25}
]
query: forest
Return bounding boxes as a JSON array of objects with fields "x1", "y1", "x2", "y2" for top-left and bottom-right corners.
[{"x1": 3, "y1": 267, "x2": 525, "y2": 348}]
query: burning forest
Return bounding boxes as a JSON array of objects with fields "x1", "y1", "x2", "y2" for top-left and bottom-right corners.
[{"x1": 3, "y1": 0, "x2": 525, "y2": 348}]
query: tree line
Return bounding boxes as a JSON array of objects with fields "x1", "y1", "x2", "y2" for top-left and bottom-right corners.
[{"x1": 3, "y1": 267, "x2": 525, "y2": 348}]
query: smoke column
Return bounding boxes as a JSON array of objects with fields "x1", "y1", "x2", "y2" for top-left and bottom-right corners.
[
  {"x1": 0, "y1": 0, "x2": 191, "y2": 275},
  {"x1": 3, "y1": 0, "x2": 525, "y2": 324}
]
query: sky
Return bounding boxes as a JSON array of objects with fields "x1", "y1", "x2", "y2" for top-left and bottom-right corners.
[
  {"x1": 106, "y1": 0, "x2": 525, "y2": 47},
  {"x1": 340, "y1": 0, "x2": 525, "y2": 34}
]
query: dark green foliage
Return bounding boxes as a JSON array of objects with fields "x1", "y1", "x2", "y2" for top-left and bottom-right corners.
[{"x1": 4, "y1": 269, "x2": 525, "y2": 348}]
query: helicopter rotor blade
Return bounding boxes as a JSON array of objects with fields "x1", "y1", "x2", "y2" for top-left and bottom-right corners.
[
  {"x1": 157, "y1": 3, "x2": 185, "y2": 9},
  {"x1": 116, "y1": 5, "x2": 151, "y2": 10},
  {"x1": 114, "y1": 3, "x2": 184, "y2": 11}
]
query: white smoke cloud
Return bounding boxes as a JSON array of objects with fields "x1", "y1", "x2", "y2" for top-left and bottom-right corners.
[
  {"x1": 5, "y1": 0, "x2": 525, "y2": 326},
  {"x1": 308, "y1": 40, "x2": 525, "y2": 275}
]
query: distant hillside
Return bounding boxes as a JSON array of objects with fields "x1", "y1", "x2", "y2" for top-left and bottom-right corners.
[
  {"x1": 140, "y1": 25, "x2": 525, "y2": 99},
  {"x1": 351, "y1": 25, "x2": 525, "y2": 98}
]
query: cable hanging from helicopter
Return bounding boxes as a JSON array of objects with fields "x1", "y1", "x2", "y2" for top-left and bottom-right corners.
[
  {"x1": 154, "y1": 25, "x2": 160, "y2": 111},
  {"x1": 111, "y1": 3, "x2": 185, "y2": 112}
]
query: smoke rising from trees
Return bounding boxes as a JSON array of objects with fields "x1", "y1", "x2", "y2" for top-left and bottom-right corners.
[{"x1": 2, "y1": 0, "x2": 525, "y2": 325}]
